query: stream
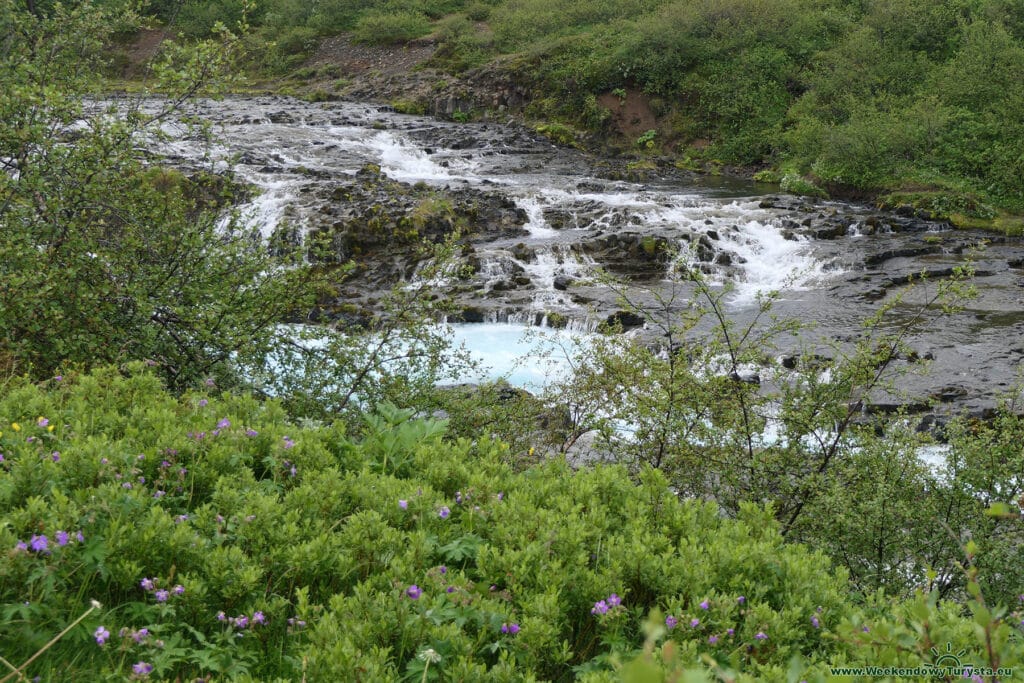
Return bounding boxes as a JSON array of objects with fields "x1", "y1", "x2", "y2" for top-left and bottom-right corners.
[{"x1": 135, "y1": 95, "x2": 1024, "y2": 419}]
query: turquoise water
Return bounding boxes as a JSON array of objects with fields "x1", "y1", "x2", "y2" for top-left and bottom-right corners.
[{"x1": 447, "y1": 323, "x2": 587, "y2": 390}]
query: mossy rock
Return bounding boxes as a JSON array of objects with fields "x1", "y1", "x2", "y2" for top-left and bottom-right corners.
[
  {"x1": 878, "y1": 191, "x2": 996, "y2": 221},
  {"x1": 948, "y1": 213, "x2": 1024, "y2": 236},
  {"x1": 534, "y1": 123, "x2": 580, "y2": 148},
  {"x1": 392, "y1": 99, "x2": 428, "y2": 115}
]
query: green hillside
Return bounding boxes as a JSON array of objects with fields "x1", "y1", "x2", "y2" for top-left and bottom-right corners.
[{"x1": 132, "y1": 0, "x2": 1024, "y2": 225}]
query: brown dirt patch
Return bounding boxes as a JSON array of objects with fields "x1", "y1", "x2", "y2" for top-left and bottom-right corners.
[
  {"x1": 596, "y1": 88, "x2": 658, "y2": 139},
  {"x1": 308, "y1": 34, "x2": 436, "y2": 78},
  {"x1": 123, "y1": 28, "x2": 173, "y2": 77}
]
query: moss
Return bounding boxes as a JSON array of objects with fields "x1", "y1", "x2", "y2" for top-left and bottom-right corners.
[
  {"x1": 534, "y1": 123, "x2": 580, "y2": 147},
  {"x1": 878, "y1": 191, "x2": 996, "y2": 221},
  {"x1": 948, "y1": 213, "x2": 1024, "y2": 236},
  {"x1": 545, "y1": 311, "x2": 568, "y2": 328},
  {"x1": 302, "y1": 89, "x2": 332, "y2": 102},
  {"x1": 674, "y1": 157, "x2": 702, "y2": 172},
  {"x1": 392, "y1": 99, "x2": 428, "y2": 115}
]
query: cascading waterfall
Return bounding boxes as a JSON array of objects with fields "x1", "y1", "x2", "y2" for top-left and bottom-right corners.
[{"x1": 112, "y1": 95, "x2": 1024, "y2": 419}]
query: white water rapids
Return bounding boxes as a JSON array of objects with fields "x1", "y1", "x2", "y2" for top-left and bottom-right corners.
[
  {"x1": 144, "y1": 97, "x2": 837, "y2": 315},
  {"x1": 120, "y1": 95, "x2": 1024, "y2": 436}
]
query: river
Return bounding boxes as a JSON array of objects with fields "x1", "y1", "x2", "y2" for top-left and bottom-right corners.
[{"x1": 134, "y1": 95, "x2": 1024, "y2": 418}]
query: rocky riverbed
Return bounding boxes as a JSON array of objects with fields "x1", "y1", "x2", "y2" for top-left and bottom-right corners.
[{"x1": 139, "y1": 95, "x2": 1024, "y2": 422}]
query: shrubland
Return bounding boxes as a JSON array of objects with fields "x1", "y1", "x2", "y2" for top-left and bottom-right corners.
[
  {"x1": 2, "y1": 0, "x2": 1024, "y2": 679},
  {"x1": 0, "y1": 366, "x2": 1022, "y2": 680},
  {"x1": 133, "y1": 0, "x2": 1024, "y2": 224}
]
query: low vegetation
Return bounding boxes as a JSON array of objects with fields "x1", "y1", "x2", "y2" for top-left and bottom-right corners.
[
  {"x1": 2, "y1": 0, "x2": 1024, "y2": 680},
  {"x1": 0, "y1": 367, "x2": 1021, "y2": 680},
  {"x1": 131, "y1": 0, "x2": 1024, "y2": 221}
]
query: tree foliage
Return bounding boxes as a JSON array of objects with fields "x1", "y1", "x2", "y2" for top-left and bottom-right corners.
[{"x1": 0, "y1": 0, "x2": 318, "y2": 390}]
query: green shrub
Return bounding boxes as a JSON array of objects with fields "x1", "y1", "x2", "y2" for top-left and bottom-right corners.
[
  {"x1": 352, "y1": 10, "x2": 432, "y2": 45},
  {"x1": 4, "y1": 367, "x2": 1019, "y2": 680}
]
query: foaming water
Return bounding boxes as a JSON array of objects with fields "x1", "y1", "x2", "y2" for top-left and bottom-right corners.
[{"x1": 132, "y1": 96, "x2": 841, "y2": 317}]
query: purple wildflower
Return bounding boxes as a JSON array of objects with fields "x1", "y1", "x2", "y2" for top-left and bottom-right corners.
[
  {"x1": 234, "y1": 615, "x2": 249, "y2": 629},
  {"x1": 497, "y1": 492, "x2": 504, "y2": 501},
  {"x1": 15, "y1": 541, "x2": 27, "y2": 551},
  {"x1": 591, "y1": 600, "x2": 609, "y2": 615},
  {"x1": 37, "y1": 417, "x2": 48, "y2": 427},
  {"x1": 122, "y1": 483, "x2": 132, "y2": 489},
  {"x1": 709, "y1": 635, "x2": 719, "y2": 644},
  {"x1": 76, "y1": 530, "x2": 85, "y2": 543},
  {"x1": 438, "y1": 566, "x2": 447, "y2": 574},
  {"x1": 862, "y1": 626, "x2": 870, "y2": 633},
  {"x1": 665, "y1": 615, "x2": 677, "y2": 629},
  {"x1": 755, "y1": 632, "x2": 768, "y2": 641},
  {"x1": 94, "y1": 626, "x2": 110, "y2": 645},
  {"x1": 811, "y1": 615, "x2": 820, "y2": 629},
  {"x1": 56, "y1": 531, "x2": 69, "y2": 546},
  {"x1": 455, "y1": 491, "x2": 463, "y2": 504},
  {"x1": 29, "y1": 535, "x2": 48, "y2": 553},
  {"x1": 699, "y1": 599, "x2": 709, "y2": 610},
  {"x1": 399, "y1": 499, "x2": 408, "y2": 509},
  {"x1": 245, "y1": 429, "x2": 258, "y2": 437},
  {"x1": 173, "y1": 585, "x2": 185, "y2": 595},
  {"x1": 153, "y1": 490, "x2": 165, "y2": 498},
  {"x1": 446, "y1": 586, "x2": 455, "y2": 593},
  {"x1": 727, "y1": 628, "x2": 735, "y2": 636},
  {"x1": 131, "y1": 661, "x2": 153, "y2": 677},
  {"x1": 407, "y1": 585, "x2": 422, "y2": 600},
  {"x1": 51, "y1": 452, "x2": 60, "y2": 462},
  {"x1": 198, "y1": 399, "x2": 208, "y2": 407},
  {"x1": 501, "y1": 623, "x2": 520, "y2": 634},
  {"x1": 737, "y1": 596, "x2": 746, "y2": 604},
  {"x1": 216, "y1": 611, "x2": 226, "y2": 622},
  {"x1": 217, "y1": 418, "x2": 230, "y2": 429},
  {"x1": 252, "y1": 611, "x2": 266, "y2": 625},
  {"x1": 690, "y1": 618, "x2": 700, "y2": 628},
  {"x1": 54, "y1": 375, "x2": 62, "y2": 381},
  {"x1": 282, "y1": 436, "x2": 294, "y2": 449},
  {"x1": 608, "y1": 593, "x2": 621, "y2": 607},
  {"x1": 132, "y1": 628, "x2": 149, "y2": 644},
  {"x1": 205, "y1": 378, "x2": 215, "y2": 387},
  {"x1": 154, "y1": 590, "x2": 169, "y2": 603},
  {"x1": 438, "y1": 506, "x2": 450, "y2": 519}
]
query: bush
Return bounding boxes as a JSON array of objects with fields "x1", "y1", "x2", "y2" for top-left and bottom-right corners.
[
  {"x1": 352, "y1": 9, "x2": 432, "y2": 45},
  {"x1": 1, "y1": 367, "x2": 1021, "y2": 680}
]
